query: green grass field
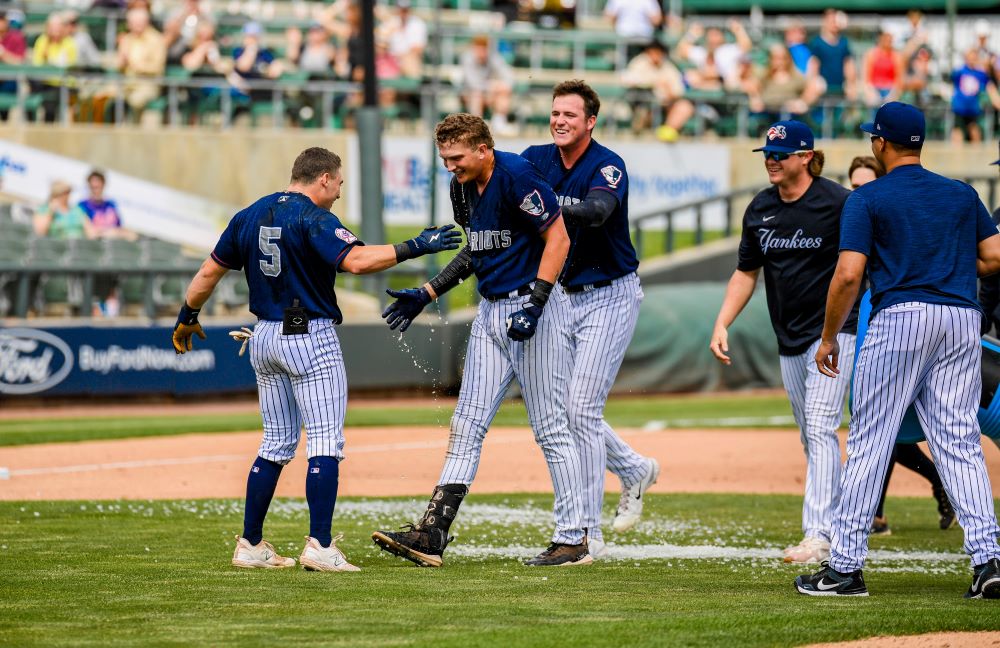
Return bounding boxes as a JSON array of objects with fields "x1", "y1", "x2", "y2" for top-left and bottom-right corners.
[
  {"x1": 0, "y1": 393, "x2": 798, "y2": 446},
  {"x1": 1, "y1": 493, "x2": 993, "y2": 647}
]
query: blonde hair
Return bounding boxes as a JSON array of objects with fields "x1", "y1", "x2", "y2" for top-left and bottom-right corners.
[{"x1": 807, "y1": 150, "x2": 825, "y2": 178}]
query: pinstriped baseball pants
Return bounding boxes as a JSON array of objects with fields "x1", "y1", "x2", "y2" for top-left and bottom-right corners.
[
  {"x1": 249, "y1": 319, "x2": 347, "y2": 464},
  {"x1": 779, "y1": 333, "x2": 856, "y2": 542},
  {"x1": 563, "y1": 273, "x2": 648, "y2": 541},
  {"x1": 438, "y1": 290, "x2": 586, "y2": 544},
  {"x1": 830, "y1": 303, "x2": 1000, "y2": 572}
]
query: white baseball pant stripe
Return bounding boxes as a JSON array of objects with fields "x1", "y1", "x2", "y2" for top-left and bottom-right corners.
[
  {"x1": 438, "y1": 290, "x2": 586, "y2": 544},
  {"x1": 249, "y1": 318, "x2": 347, "y2": 464},
  {"x1": 563, "y1": 273, "x2": 647, "y2": 541},
  {"x1": 830, "y1": 303, "x2": 1000, "y2": 572},
  {"x1": 779, "y1": 333, "x2": 855, "y2": 542}
]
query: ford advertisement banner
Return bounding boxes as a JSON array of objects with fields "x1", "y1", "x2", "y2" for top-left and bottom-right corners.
[{"x1": 0, "y1": 326, "x2": 256, "y2": 397}]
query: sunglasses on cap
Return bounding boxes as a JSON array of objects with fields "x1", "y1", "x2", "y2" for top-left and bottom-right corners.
[{"x1": 763, "y1": 150, "x2": 809, "y2": 162}]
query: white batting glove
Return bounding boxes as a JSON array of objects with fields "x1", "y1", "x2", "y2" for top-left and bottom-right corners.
[{"x1": 227, "y1": 326, "x2": 254, "y2": 356}]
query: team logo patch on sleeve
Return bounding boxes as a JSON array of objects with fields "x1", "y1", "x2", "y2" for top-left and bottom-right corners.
[
  {"x1": 600, "y1": 165, "x2": 623, "y2": 188},
  {"x1": 335, "y1": 228, "x2": 358, "y2": 243},
  {"x1": 767, "y1": 125, "x2": 787, "y2": 140},
  {"x1": 519, "y1": 190, "x2": 546, "y2": 217}
]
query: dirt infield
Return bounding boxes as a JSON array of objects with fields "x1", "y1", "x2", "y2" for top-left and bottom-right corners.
[
  {"x1": 2, "y1": 424, "x2": 998, "y2": 500},
  {"x1": 805, "y1": 632, "x2": 1000, "y2": 648}
]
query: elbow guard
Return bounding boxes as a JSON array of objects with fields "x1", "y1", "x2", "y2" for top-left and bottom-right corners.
[
  {"x1": 428, "y1": 246, "x2": 474, "y2": 296},
  {"x1": 561, "y1": 190, "x2": 618, "y2": 227}
]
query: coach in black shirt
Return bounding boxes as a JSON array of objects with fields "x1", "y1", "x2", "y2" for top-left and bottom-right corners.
[{"x1": 710, "y1": 120, "x2": 858, "y2": 565}]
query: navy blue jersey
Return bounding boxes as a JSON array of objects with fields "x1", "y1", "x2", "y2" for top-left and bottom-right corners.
[
  {"x1": 840, "y1": 165, "x2": 996, "y2": 316},
  {"x1": 452, "y1": 150, "x2": 562, "y2": 297},
  {"x1": 211, "y1": 191, "x2": 362, "y2": 323},
  {"x1": 521, "y1": 140, "x2": 638, "y2": 287}
]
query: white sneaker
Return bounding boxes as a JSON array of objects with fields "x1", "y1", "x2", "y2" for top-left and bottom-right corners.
[
  {"x1": 612, "y1": 458, "x2": 660, "y2": 533},
  {"x1": 232, "y1": 535, "x2": 296, "y2": 569},
  {"x1": 299, "y1": 534, "x2": 361, "y2": 572},
  {"x1": 783, "y1": 537, "x2": 831, "y2": 564},
  {"x1": 589, "y1": 537, "x2": 609, "y2": 559}
]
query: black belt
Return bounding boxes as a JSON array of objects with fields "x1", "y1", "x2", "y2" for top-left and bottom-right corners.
[
  {"x1": 483, "y1": 284, "x2": 533, "y2": 302},
  {"x1": 563, "y1": 279, "x2": 613, "y2": 293}
]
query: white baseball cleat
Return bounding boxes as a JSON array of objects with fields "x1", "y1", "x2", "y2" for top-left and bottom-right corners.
[
  {"x1": 783, "y1": 536, "x2": 831, "y2": 564},
  {"x1": 299, "y1": 534, "x2": 361, "y2": 572},
  {"x1": 232, "y1": 535, "x2": 296, "y2": 569},
  {"x1": 613, "y1": 458, "x2": 660, "y2": 533},
  {"x1": 589, "y1": 537, "x2": 609, "y2": 560}
]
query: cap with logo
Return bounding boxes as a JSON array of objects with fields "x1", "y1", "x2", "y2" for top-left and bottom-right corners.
[
  {"x1": 860, "y1": 101, "x2": 925, "y2": 147},
  {"x1": 752, "y1": 120, "x2": 815, "y2": 154}
]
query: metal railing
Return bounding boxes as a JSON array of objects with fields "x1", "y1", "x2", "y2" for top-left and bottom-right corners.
[{"x1": 631, "y1": 174, "x2": 1000, "y2": 259}]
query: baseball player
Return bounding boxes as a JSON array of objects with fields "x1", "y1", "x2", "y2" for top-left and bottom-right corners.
[
  {"x1": 849, "y1": 156, "x2": 954, "y2": 536},
  {"x1": 371, "y1": 113, "x2": 591, "y2": 567},
  {"x1": 979, "y1": 140, "x2": 1000, "y2": 338},
  {"x1": 171, "y1": 147, "x2": 461, "y2": 572},
  {"x1": 800, "y1": 102, "x2": 1000, "y2": 598},
  {"x1": 520, "y1": 80, "x2": 659, "y2": 558},
  {"x1": 709, "y1": 120, "x2": 857, "y2": 565}
]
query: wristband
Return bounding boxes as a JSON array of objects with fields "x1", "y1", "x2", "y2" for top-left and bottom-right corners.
[
  {"x1": 527, "y1": 278, "x2": 554, "y2": 309},
  {"x1": 177, "y1": 301, "x2": 201, "y2": 325},
  {"x1": 394, "y1": 240, "x2": 417, "y2": 263}
]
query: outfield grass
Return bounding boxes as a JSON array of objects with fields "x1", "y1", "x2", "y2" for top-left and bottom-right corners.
[
  {"x1": 1, "y1": 493, "x2": 992, "y2": 647},
  {"x1": 0, "y1": 394, "x2": 797, "y2": 447}
]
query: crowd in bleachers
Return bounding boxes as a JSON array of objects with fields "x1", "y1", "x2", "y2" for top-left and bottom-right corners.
[{"x1": 0, "y1": 3, "x2": 998, "y2": 138}]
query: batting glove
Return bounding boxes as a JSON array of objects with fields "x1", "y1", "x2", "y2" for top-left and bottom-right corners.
[
  {"x1": 228, "y1": 326, "x2": 254, "y2": 356},
  {"x1": 383, "y1": 287, "x2": 432, "y2": 332},
  {"x1": 506, "y1": 303, "x2": 543, "y2": 342},
  {"x1": 408, "y1": 224, "x2": 463, "y2": 255},
  {"x1": 172, "y1": 302, "x2": 206, "y2": 354}
]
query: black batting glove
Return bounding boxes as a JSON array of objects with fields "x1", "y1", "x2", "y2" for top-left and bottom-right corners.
[
  {"x1": 506, "y1": 303, "x2": 543, "y2": 342},
  {"x1": 395, "y1": 224, "x2": 463, "y2": 261},
  {"x1": 172, "y1": 302, "x2": 206, "y2": 354},
  {"x1": 383, "y1": 287, "x2": 432, "y2": 332}
]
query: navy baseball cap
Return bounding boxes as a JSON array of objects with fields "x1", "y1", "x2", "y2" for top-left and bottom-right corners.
[
  {"x1": 861, "y1": 102, "x2": 925, "y2": 147},
  {"x1": 752, "y1": 120, "x2": 814, "y2": 154}
]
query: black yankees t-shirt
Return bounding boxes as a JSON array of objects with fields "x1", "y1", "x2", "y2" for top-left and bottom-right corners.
[{"x1": 737, "y1": 176, "x2": 859, "y2": 356}]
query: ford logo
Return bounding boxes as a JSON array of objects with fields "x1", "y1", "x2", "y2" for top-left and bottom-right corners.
[{"x1": 0, "y1": 328, "x2": 74, "y2": 395}]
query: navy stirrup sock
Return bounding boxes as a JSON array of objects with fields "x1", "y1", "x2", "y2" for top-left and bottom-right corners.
[
  {"x1": 242, "y1": 456, "x2": 284, "y2": 545},
  {"x1": 306, "y1": 456, "x2": 340, "y2": 547}
]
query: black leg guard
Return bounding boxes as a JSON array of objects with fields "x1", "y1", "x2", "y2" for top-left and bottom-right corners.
[{"x1": 418, "y1": 484, "x2": 468, "y2": 536}]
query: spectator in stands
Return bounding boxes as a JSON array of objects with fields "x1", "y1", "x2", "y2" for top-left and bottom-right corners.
[
  {"x1": 0, "y1": 11, "x2": 27, "y2": 64},
  {"x1": 951, "y1": 47, "x2": 1000, "y2": 144},
  {"x1": 622, "y1": 40, "x2": 693, "y2": 142},
  {"x1": 862, "y1": 28, "x2": 904, "y2": 107},
  {"x1": 79, "y1": 170, "x2": 134, "y2": 239},
  {"x1": 900, "y1": 10, "x2": 928, "y2": 51},
  {"x1": 848, "y1": 155, "x2": 884, "y2": 190},
  {"x1": 677, "y1": 20, "x2": 752, "y2": 92},
  {"x1": 807, "y1": 9, "x2": 856, "y2": 101},
  {"x1": 32, "y1": 13, "x2": 78, "y2": 68},
  {"x1": 64, "y1": 11, "x2": 101, "y2": 68},
  {"x1": 974, "y1": 19, "x2": 997, "y2": 84},
  {"x1": 320, "y1": 0, "x2": 362, "y2": 80},
  {"x1": 383, "y1": 0, "x2": 426, "y2": 80},
  {"x1": 110, "y1": 8, "x2": 167, "y2": 124},
  {"x1": 286, "y1": 22, "x2": 336, "y2": 75},
  {"x1": 34, "y1": 180, "x2": 94, "y2": 240},
  {"x1": 747, "y1": 43, "x2": 821, "y2": 124},
  {"x1": 783, "y1": 18, "x2": 811, "y2": 75},
  {"x1": 460, "y1": 34, "x2": 515, "y2": 136},
  {"x1": 164, "y1": 0, "x2": 210, "y2": 64},
  {"x1": 180, "y1": 21, "x2": 224, "y2": 73},
  {"x1": 902, "y1": 45, "x2": 936, "y2": 109},
  {"x1": 605, "y1": 0, "x2": 661, "y2": 43},
  {"x1": 232, "y1": 21, "x2": 283, "y2": 99}
]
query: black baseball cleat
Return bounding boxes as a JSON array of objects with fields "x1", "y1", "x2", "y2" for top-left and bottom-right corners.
[
  {"x1": 964, "y1": 557, "x2": 1000, "y2": 599},
  {"x1": 372, "y1": 525, "x2": 449, "y2": 568},
  {"x1": 795, "y1": 562, "x2": 868, "y2": 597},
  {"x1": 523, "y1": 541, "x2": 593, "y2": 567},
  {"x1": 933, "y1": 485, "x2": 957, "y2": 530}
]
